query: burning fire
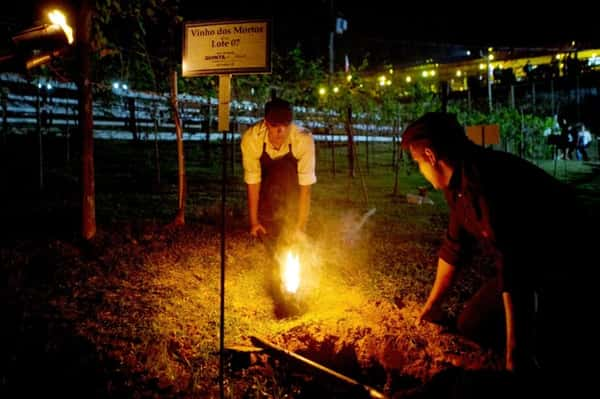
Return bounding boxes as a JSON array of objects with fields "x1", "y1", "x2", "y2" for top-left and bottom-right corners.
[
  {"x1": 282, "y1": 251, "x2": 300, "y2": 294},
  {"x1": 48, "y1": 10, "x2": 74, "y2": 44}
]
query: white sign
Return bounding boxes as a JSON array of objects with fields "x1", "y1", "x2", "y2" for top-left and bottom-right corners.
[{"x1": 182, "y1": 19, "x2": 271, "y2": 77}]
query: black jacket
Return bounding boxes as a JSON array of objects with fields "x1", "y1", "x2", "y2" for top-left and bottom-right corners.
[{"x1": 438, "y1": 144, "x2": 578, "y2": 294}]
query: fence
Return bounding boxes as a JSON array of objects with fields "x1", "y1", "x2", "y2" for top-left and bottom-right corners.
[{"x1": 1, "y1": 70, "x2": 598, "y2": 190}]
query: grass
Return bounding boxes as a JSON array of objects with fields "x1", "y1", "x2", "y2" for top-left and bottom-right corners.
[{"x1": 1, "y1": 134, "x2": 598, "y2": 398}]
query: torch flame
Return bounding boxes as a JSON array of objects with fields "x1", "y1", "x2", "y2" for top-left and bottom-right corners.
[
  {"x1": 282, "y1": 251, "x2": 300, "y2": 294},
  {"x1": 48, "y1": 10, "x2": 74, "y2": 44}
]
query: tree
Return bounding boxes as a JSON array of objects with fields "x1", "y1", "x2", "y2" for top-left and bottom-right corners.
[
  {"x1": 448, "y1": 103, "x2": 554, "y2": 159},
  {"x1": 77, "y1": 0, "x2": 96, "y2": 240},
  {"x1": 93, "y1": 0, "x2": 193, "y2": 224},
  {"x1": 170, "y1": 70, "x2": 186, "y2": 225}
]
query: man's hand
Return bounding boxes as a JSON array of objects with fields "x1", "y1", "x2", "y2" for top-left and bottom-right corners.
[
  {"x1": 416, "y1": 259, "x2": 456, "y2": 327},
  {"x1": 416, "y1": 305, "x2": 431, "y2": 326},
  {"x1": 416, "y1": 302, "x2": 444, "y2": 326},
  {"x1": 250, "y1": 223, "x2": 267, "y2": 237}
]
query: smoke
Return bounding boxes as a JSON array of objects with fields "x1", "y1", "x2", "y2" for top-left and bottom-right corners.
[{"x1": 341, "y1": 208, "x2": 377, "y2": 245}]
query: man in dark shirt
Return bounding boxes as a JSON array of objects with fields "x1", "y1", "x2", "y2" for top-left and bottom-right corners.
[{"x1": 401, "y1": 112, "x2": 587, "y2": 384}]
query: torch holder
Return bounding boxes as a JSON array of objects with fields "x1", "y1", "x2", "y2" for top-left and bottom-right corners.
[{"x1": 1, "y1": 23, "x2": 71, "y2": 73}]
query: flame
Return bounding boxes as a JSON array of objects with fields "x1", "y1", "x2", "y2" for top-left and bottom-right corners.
[
  {"x1": 48, "y1": 10, "x2": 74, "y2": 44},
  {"x1": 282, "y1": 251, "x2": 300, "y2": 294}
]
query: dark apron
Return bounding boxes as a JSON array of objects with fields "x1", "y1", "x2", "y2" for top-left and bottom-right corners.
[{"x1": 259, "y1": 142, "x2": 299, "y2": 236}]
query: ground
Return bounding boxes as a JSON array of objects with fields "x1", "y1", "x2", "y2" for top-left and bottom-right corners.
[
  {"x1": 1, "y1": 219, "x2": 502, "y2": 398},
  {"x1": 1, "y1": 138, "x2": 598, "y2": 398}
]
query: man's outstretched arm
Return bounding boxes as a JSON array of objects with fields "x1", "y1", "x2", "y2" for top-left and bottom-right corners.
[
  {"x1": 296, "y1": 184, "x2": 311, "y2": 232},
  {"x1": 417, "y1": 257, "x2": 457, "y2": 324},
  {"x1": 247, "y1": 183, "x2": 266, "y2": 236}
]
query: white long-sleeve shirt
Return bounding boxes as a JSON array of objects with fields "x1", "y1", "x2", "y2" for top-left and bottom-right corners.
[
  {"x1": 578, "y1": 129, "x2": 592, "y2": 146},
  {"x1": 240, "y1": 120, "x2": 317, "y2": 186}
]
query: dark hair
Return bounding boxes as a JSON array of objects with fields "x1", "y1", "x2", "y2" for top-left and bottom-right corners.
[
  {"x1": 400, "y1": 112, "x2": 469, "y2": 162},
  {"x1": 264, "y1": 98, "x2": 293, "y2": 125}
]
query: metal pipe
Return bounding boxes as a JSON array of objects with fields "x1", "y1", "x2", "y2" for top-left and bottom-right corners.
[{"x1": 250, "y1": 336, "x2": 388, "y2": 399}]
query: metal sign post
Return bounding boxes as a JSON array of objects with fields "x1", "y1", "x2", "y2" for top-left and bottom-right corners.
[
  {"x1": 182, "y1": 19, "x2": 271, "y2": 399},
  {"x1": 218, "y1": 73, "x2": 230, "y2": 399}
]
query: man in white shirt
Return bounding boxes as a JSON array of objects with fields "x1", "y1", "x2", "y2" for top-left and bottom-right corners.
[
  {"x1": 576, "y1": 123, "x2": 593, "y2": 161},
  {"x1": 240, "y1": 98, "x2": 316, "y2": 237}
]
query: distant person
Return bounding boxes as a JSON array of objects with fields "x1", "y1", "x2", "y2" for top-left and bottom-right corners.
[
  {"x1": 576, "y1": 123, "x2": 592, "y2": 161},
  {"x1": 546, "y1": 115, "x2": 564, "y2": 159},
  {"x1": 240, "y1": 98, "x2": 316, "y2": 239},
  {"x1": 401, "y1": 112, "x2": 589, "y2": 392},
  {"x1": 567, "y1": 123, "x2": 578, "y2": 160},
  {"x1": 558, "y1": 118, "x2": 576, "y2": 160}
]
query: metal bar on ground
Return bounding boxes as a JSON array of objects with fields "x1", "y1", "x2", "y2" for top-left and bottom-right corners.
[{"x1": 250, "y1": 336, "x2": 388, "y2": 399}]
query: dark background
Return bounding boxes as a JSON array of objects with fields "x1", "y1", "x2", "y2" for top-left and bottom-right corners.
[{"x1": 2, "y1": 1, "x2": 598, "y2": 66}]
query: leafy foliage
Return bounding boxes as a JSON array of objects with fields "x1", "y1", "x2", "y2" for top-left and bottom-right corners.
[{"x1": 449, "y1": 103, "x2": 555, "y2": 158}]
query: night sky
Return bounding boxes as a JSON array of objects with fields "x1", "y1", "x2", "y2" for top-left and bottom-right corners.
[
  {"x1": 182, "y1": 0, "x2": 600, "y2": 66},
  {"x1": 2, "y1": 0, "x2": 598, "y2": 66}
]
